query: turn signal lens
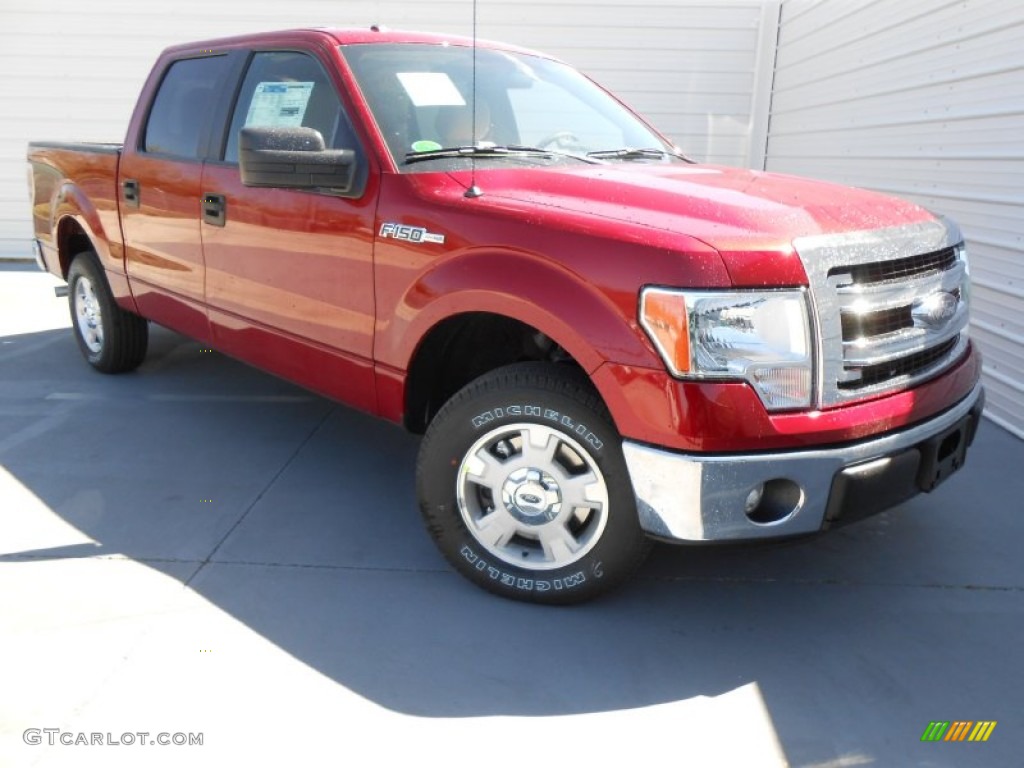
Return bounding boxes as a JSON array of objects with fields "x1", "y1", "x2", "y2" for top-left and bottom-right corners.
[{"x1": 640, "y1": 290, "x2": 690, "y2": 374}]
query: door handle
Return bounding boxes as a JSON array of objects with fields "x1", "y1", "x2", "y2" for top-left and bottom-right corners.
[
  {"x1": 122, "y1": 179, "x2": 140, "y2": 208},
  {"x1": 201, "y1": 194, "x2": 226, "y2": 227}
]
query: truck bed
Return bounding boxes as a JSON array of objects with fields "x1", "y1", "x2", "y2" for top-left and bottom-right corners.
[{"x1": 27, "y1": 141, "x2": 124, "y2": 280}]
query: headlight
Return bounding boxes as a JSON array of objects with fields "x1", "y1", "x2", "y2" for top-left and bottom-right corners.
[{"x1": 640, "y1": 287, "x2": 814, "y2": 410}]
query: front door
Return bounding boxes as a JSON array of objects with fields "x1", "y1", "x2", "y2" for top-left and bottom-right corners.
[{"x1": 200, "y1": 49, "x2": 377, "y2": 411}]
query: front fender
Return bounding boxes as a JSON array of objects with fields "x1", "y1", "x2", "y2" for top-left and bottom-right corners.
[{"x1": 378, "y1": 247, "x2": 662, "y2": 375}]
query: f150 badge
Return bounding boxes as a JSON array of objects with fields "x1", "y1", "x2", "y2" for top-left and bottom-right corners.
[{"x1": 379, "y1": 222, "x2": 445, "y2": 245}]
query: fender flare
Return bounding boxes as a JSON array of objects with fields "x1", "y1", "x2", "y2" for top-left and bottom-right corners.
[
  {"x1": 52, "y1": 183, "x2": 136, "y2": 311},
  {"x1": 52, "y1": 182, "x2": 116, "y2": 276}
]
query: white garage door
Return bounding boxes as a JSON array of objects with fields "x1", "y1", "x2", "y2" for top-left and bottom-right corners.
[{"x1": 765, "y1": 0, "x2": 1024, "y2": 438}]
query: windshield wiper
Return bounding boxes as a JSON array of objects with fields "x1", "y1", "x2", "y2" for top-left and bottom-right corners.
[
  {"x1": 586, "y1": 147, "x2": 695, "y2": 162},
  {"x1": 405, "y1": 144, "x2": 600, "y2": 165}
]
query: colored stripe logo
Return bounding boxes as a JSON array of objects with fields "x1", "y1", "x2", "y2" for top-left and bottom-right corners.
[{"x1": 921, "y1": 721, "x2": 996, "y2": 742}]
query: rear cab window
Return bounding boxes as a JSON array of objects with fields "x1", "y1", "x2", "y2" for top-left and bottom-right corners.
[{"x1": 143, "y1": 55, "x2": 232, "y2": 159}]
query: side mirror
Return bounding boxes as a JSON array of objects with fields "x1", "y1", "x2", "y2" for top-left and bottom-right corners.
[{"x1": 239, "y1": 126, "x2": 356, "y2": 193}]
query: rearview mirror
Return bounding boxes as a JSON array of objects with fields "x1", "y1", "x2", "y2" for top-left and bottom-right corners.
[{"x1": 239, "y1": 126, "x2": 356, "y2": 194}]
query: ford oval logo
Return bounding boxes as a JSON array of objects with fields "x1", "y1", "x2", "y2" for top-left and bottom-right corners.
[{"x1": 911, "y1": 291, "x2": 958, "y2": 329}]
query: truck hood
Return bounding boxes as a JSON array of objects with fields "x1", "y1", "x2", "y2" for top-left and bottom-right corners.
[{"x1": 450, "y1": 162, "x2": 936, "y2": 283}]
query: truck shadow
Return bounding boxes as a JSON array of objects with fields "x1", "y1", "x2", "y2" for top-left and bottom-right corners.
[{"x1": 2, "y1": 324, "x2": 1020, "y2": 753}]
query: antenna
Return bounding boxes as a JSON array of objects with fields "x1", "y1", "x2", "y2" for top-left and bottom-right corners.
[{"x1": 464, "y1": 0, "x2": 484, "y2": 198}]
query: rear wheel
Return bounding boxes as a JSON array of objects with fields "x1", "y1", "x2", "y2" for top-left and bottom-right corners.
[
  {"x1": 417, "y1": 363, "x2": 651, "y2": 603},
  {"x1": 67, "y1": 251, "x2": 148, "y2": 373}
]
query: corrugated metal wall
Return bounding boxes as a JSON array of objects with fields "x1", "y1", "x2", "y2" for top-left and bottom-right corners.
[
  {"x1": 765, "y1": 0, "x2": 1024, "y2": 438},
  {"x1": 0, "y1": 0, "x2": 772, "y2": 259}
]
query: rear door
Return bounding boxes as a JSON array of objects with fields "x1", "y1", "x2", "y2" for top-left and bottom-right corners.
[
  {"x1": 120, "y1": 53, "x2": 238, "y2": 340},
  {"x1": 200, "y1": 48, "x2": 378, "y2": 410}
]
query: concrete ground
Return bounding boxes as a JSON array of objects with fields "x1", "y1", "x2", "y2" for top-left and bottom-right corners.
[{"x1": 1, "y1": 262, "x2": 1020, "y2": 767}]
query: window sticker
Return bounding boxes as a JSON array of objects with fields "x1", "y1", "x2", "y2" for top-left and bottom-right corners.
[
  {"x1": 396, "y1": 72, "x2": 466, "y2": 107},
  {"x1": 245, "y1": 81, "x2": 315, "y2": 128}
]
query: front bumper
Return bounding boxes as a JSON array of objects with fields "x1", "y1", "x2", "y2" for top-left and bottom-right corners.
[{"x1": 623, "y1": 383, "x2": 985, "y2": 542}]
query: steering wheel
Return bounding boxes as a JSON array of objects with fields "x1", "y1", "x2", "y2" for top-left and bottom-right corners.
[{"x1": 536, "y1": 130, "x2": 583, "y2": 151}]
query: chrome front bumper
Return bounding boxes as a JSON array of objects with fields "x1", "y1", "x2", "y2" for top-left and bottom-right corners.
[{"x1": 622, "y1": 383, "x2": 984, "y2": 542}]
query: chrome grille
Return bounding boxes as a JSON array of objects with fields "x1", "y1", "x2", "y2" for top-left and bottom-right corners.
[{"x1": 793, "y1": 219, "x2": 969, "y2": 408}]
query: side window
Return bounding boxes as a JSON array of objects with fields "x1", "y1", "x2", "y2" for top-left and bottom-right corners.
[
  {"x1": 144, "y1": 56, "x2": 230, "y2": 158},
  {"x1": 224, "y1": 51, "x2": 359, "y2": 163}
]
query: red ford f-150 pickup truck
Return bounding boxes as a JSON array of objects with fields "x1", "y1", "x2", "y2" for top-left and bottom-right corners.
[{"x1": 27, "y1": 27, "x2": 984, "y2": 602}]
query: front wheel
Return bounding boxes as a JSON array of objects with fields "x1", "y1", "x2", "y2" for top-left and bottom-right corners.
[{"x1": 417, "y1": 363, "x2": 650, "y2": 603}]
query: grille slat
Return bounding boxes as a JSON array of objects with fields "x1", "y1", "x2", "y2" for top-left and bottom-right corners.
[
  {"x1": 838, "y1": 338, "x2": 958, "y2": 390},
  {"x1": 841, "y1": 306, "x2": 913, "y2": 340},
  {"x1": 831, "y1": 247, "x2": 957, "y2": 287}
]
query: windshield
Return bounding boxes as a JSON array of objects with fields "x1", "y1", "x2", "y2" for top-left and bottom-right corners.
[{"x1": 340, "y1": 43, "x2": 683, "y2": 171}]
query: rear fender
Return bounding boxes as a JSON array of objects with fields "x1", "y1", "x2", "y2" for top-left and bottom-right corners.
[
  {"x1": 53, "y1": 187, "x2": 135, "y2": 309},
  {"x1": 53, "y1": 184, "x2": 111, "y2": 272}
]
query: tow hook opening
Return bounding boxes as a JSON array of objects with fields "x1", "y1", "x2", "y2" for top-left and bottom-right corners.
[
  {"x1": 938, "y1": 430, "x2": 962, "y2": 463},
  {"x1": 745, "y1": 478, "x2": 804, "y2": 525}
]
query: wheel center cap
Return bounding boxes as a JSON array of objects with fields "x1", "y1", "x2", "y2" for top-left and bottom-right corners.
[
  {"x1": 502, "y1": 468, "x2": 561, "y2": 525},
  {"x1": 514, "y1": 484, "x2": 546, "y2": 513}
]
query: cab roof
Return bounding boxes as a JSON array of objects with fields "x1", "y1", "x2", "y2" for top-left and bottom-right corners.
[{"x1": 162, "y1": 26, "x2": 549, "y2": 60}]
